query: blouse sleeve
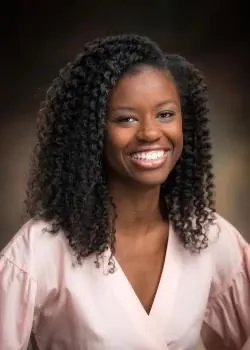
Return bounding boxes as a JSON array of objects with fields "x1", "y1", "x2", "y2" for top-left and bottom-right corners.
[
  {"x1": 0, "y1": 232, "x2": 37, "y2": 349},
  {"x1": 201, "y1": 218, "x2": 250, "y2": 350}
]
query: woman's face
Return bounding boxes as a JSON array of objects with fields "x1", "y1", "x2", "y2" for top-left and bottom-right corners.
[{"x1": 104, "y1": 66, "x2": 183, "y2": 187}]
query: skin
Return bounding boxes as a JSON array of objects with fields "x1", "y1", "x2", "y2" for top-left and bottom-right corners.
[{"x1": 104, "y1": 66, "x2": 183, "y2": 313}]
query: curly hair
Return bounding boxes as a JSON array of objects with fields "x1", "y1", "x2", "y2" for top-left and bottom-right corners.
[{"x1": 25, "y1": 34, "x2": 215, "y2": 264}]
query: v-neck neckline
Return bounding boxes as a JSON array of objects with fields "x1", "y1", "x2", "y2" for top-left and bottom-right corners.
[
  {"x1": 100, "y1": 223, "x2": 183, "y2": 334},
  {"x1": 96, "y1": 223, "x2": 184, "y2": 348},
  {"x1": 112, "y1": 232, "x2": 169, "y2": 317}
]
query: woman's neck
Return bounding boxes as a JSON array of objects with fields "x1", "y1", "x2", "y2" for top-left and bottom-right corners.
[{"x1": 108, "y1": 181, "x2": 165, "y2": 238}]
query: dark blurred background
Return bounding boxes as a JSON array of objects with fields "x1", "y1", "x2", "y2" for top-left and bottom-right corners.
[{"x1": 0, "y1": 0, "x2": 249, "y2": 249}]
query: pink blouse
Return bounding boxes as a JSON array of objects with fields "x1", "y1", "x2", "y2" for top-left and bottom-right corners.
[{"x1": 0, "y1": 214, "x2": 249, "y2": 349}]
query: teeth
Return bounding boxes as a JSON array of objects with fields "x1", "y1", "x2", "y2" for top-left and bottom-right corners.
[{"x1": 131, "y1": 150, "x2": 165, "y2": 161}]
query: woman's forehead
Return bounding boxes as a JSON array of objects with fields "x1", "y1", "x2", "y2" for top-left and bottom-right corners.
[{"x1": 109, "y1": 68, "x2": 179, "y2": 109}]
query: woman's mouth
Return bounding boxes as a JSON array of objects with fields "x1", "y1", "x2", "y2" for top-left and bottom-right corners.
[{"x1": 128, "y1": 150, "x2": 170, "y2": 169}]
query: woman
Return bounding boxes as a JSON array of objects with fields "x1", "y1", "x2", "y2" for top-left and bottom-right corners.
[{"x1": 0, "y1": 34, "x2": 249, "y2": 350}]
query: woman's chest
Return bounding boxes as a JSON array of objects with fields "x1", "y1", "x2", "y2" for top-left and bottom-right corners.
[
  {"x1": 34, "y1": 249, "x2": 213, "y2": 349},
  {"x1": 115, "y1": 247, "x2": 166, "y2": 314}
]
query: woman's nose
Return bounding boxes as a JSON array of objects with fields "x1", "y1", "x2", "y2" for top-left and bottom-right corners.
[{"x1": 136, "y1": 118, "x2": 161, "y2": 142}]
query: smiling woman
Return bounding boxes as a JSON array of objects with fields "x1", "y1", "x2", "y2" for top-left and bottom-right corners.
[
  {"x1": 105, "y1": 66, "x2": 183, "y2": 186},
  {"x1": 0, "y1": 34, "x2": 250, "y2": 350}
]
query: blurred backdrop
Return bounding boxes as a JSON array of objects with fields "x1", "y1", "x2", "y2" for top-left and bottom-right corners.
[{"x1": 0, "y1": 0, "x2": 249, "y2": 250}]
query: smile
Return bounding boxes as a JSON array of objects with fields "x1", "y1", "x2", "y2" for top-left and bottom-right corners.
[
  {"x1": 130, "y1": 150, "x2": 165, "y2": 160},
  {"x1": 128, "y1": 150, "x2": 170, "y2": 169}
]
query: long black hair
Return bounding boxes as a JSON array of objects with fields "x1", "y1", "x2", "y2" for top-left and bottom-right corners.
[{"x1": 25, "y1": 34, "x2": 215, "y2": 263}]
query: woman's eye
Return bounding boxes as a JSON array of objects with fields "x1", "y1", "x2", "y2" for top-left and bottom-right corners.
[
  {"x1": 115, "y1": 116, "x2": 137, "y2": 124},
  {"x1": 158, "y1": 111, "x2": 175, "y2": 120}
]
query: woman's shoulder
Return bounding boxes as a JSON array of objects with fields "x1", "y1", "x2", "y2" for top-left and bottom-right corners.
[
  {"x1": 207, "y1": 213, "x2": 247, "y2": 261},
  {"x1": 0, "y1": 219, "x2": 72, "y2": 279},
  {"x1": 206, "y1": 213, "x2": 249, "y2": 292}
]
